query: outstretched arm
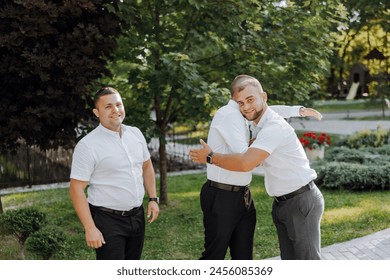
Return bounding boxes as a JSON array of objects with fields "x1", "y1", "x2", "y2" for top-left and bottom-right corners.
[
  {"x1": 299, "y1": 107, "x2": 322, "y2": 120},
  {"x1": 270, "y1": 105, "x2": 322, "y2": 120}
]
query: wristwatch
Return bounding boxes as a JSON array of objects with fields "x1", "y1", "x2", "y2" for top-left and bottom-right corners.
[
  {"x1": 206, "y1": 152, "x2": 214, "y2": 164},
  {"x1": 148, "y1": 197, "x2": 159, "y2": 204}
]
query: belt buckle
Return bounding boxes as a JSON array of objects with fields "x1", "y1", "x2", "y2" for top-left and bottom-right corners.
[
  {"x1": 274, "y1": 195, "x2": 286, "y2": 203},
  {"x1": 121, "y1": 211, "x2": 127, "y2": 216}
]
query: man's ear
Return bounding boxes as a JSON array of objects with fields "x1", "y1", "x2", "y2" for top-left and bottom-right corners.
[
  {"x1": 262, "y1": 92, "x2": 268, "y2": 102},
  {"x1": 93, "y1": 108, "x2": 99, "y2": 118}
]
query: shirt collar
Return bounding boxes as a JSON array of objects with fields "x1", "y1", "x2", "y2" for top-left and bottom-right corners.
[
  {"x1": 98, "y1": 123, "x2": 126, "y2": 136},
  {"x1": 255, "y1": 106, "x2": 272, "y2": 130}
]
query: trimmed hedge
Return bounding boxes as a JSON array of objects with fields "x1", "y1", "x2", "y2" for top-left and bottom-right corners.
[
  {"x1": 315, "y1": 144, "x2": 390, "y2": 191},
  {"x1": 315, "y1": 162, "x2": 390, "y2": 191},
  {"x1": 324, "y1": 145, "x2": 390, "y2": 165}
]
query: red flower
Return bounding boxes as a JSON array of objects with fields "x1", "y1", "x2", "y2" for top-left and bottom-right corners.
[{"x1": 299, "y1": 132, "x2": 331, "y2": 149}]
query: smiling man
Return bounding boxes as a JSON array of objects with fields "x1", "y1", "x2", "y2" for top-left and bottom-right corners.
[
  {"x1": 69, "y1": 87, "x2": 159, "y2": 260},
  {"x1": 190, "y1": 75, "x2": 325, "y2": 260}
]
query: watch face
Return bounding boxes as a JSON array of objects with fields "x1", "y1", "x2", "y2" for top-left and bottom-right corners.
[{"x1": 206, "y1": 152, "x2": 213, "y2": 164}]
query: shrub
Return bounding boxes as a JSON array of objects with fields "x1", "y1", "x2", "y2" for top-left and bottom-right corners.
[
  {"x1": 0, "y1": 207, "x2": 47, "y2": 259},
  {"x1": 315, "y1": 162, "x2": 390, "y2": 191},
  {"x1": 324, "y1": 145, "x2": 390, "y2": 165},
  {"x1": 324, "y1": 147, "x2": 366, "y2": 163},
  {"x1": 362, "y1": 144, "x2": 390, "y2": 155},
  {"x1": 26, "y1": 226, "x2": 67, "y2": 260},
  {"x1": 346, "y1": 128, "x2": 389, "y2": 148}
]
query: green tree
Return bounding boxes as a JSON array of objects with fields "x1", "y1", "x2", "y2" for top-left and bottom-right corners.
[
  {"x1": 325, "y1": 0, "x2": 389, "y2": 98},
  {"x1": 0, "y1": 0, "x2": 123, "y2": 152},
  {"x1": 108, "y1": 0, "x2": 339, "y2": 204},
  {"x1": 0, "y1": 207, "x2": 46, "y2": 259}
]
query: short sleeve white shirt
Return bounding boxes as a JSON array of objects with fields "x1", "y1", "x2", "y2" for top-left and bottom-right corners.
[
  {"x1": 207, "y1": 101, "x2": 304, "y2": 186},
  {"x1": 250, "y1": 108, "x2": 317, "y2": 196},
  {"x1": 70, "y1": 124, "x2": 150, "y2": 210},
  {"x1": 207, "y1": 100, "x2": 252, "y2": 185}
]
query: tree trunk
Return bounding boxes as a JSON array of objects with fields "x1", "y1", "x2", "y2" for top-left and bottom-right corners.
[
  {"x1": 0, "y1": 196, "x2": 3, "y2": 214},
  {"x1": 158, "y1": 134, "x2": 169, "y2": 205},
  {"x1": 26, "y1": 145, "x2": 32, "y2": 188},
  {"x1": 19, "y1": 241, "x2": 26, "y2": 260}
]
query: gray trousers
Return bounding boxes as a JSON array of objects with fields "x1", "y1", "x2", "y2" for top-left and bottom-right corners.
[{"x1": 272, "y1": 184, "x2": 324, "y2": 260}]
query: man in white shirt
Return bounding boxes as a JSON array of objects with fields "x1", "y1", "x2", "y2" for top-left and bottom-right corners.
[
  {"x1": 70, "y1": 87, "x2": 159, "y2": 260},
  {"x1": 197, "y1": 77, "x2": 323, "y2": 260}
]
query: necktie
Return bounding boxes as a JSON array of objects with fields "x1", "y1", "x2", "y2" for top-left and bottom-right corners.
[{"x1": 249, "y1": 123, "x2": 260, "y2": 140}]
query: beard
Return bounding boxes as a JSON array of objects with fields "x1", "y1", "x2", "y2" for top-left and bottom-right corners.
[{"x1": 243, "y1": 107, "x2": 264, "y2": 122}]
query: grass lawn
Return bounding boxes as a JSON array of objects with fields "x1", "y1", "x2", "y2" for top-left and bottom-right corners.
[{"x1": 1, "y1": 173, "x2": 389, "y2": 260}]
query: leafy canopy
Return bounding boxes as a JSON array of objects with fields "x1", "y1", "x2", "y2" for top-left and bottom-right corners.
[{"x1": 0, "y1": 0, "x2": 122, "y2": 152}]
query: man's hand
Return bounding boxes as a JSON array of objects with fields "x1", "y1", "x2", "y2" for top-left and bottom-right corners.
[
  {"x1": 147, "y1": 201, "x2": 159, "y2": 223},
  {"x1": 189, "y1": 139, "x2": 212, "y2": 164},
  {"x1": 300, "y1": 107, "x2": 323, "y2": 120},
  {"x1": 85, "y1": 226, "x2": 105, "y2": 249}
]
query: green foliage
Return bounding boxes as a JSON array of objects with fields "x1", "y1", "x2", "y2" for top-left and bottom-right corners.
[
  {"x1": 0, "y1": 206, "x2": 47, "y2": 259},
  {"x1": 0, "y1": 207, "x2": 47, "y2": 245},
  {"x1": 324, "y1": 145, "x2": 390, "y2": 164},
  {"x1": 346, "y1": 129, "x2": 389, "y2": 148},
  {"x1": 26, "y1": 226, "x2": 67, "y2": 260},
  {"x1": 108, "y1": 0, "x2": 341, "y2": 203},
  {"x1": 325, "y1": 0, "x2": 389, "y2": 98},
  {"x1": 316, "y1": 162, "x2": 390, "y2": 191},
  {"x1": 317, "y1": 144, "x2": 390, "y2": 191},
  {"x1": 0, "y1": 0, "x2": 123, "y2": 152}
]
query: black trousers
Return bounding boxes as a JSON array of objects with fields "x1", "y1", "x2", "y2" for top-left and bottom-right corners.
[
  {"x1": 199, "y1": 180, "x2": 256, "y2": 260},
  {"x1": 89, "y1": 204, "x2": 145, "y2": 260}
]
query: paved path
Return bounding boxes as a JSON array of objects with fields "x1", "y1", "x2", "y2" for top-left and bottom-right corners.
[
  {"x1": 289, "y1": 110, "x2": 390, "y2": 135},
  {"x1": 320, "y1": 228, "x2": 390, "y2": 260},
  {"x1": 267, "y1": 228, "x2": 390, "y2": 260}
]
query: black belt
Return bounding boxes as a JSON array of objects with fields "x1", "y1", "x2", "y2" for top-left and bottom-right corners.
[
  {"x1": 274, "y1": 181, "x2": 315, "y2": 202},
  {"x1": 90, "y1": 204, "x2": 142, "y2": 216},
  {"x1": 208, "y1": 180, "x2": 248, "y2": 192}
]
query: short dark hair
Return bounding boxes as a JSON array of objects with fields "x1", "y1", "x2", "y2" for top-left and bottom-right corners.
[{"x1": 94, "y1": 87, "x2": 119, "y2": 106}]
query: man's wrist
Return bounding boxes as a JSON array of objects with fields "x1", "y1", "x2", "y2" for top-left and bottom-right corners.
[
  {"x1": 206, "y1": 151, "x2": 214, "y2": 164},
  {"x1": 148, "y1": 197, "x2": 159, "y2": 204},
  {"x1": 299, "y1": 106, "x2": 306, "y2": 116}
]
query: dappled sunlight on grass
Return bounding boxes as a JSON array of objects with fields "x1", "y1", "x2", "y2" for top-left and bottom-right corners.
[
  {"x1": 170, "y1": 191, "x2": 200, "y2": 198},
  {"x1": 323, "y1": 198, "x2": 390, "y2": 224},
  {"x1": 323, "y1": 207, "x2": 365, "y2": 223}
]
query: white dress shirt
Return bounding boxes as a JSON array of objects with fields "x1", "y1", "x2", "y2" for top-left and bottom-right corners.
[
  {"x1": 70, "y1": 124, "x2": 150, "y2": 210},
  {"x1": 250, "y1": 108, "x2": 317, "y2": 196},
  {"x1": 206, "y1": 100, "x2": 303, "y2": 186}
]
